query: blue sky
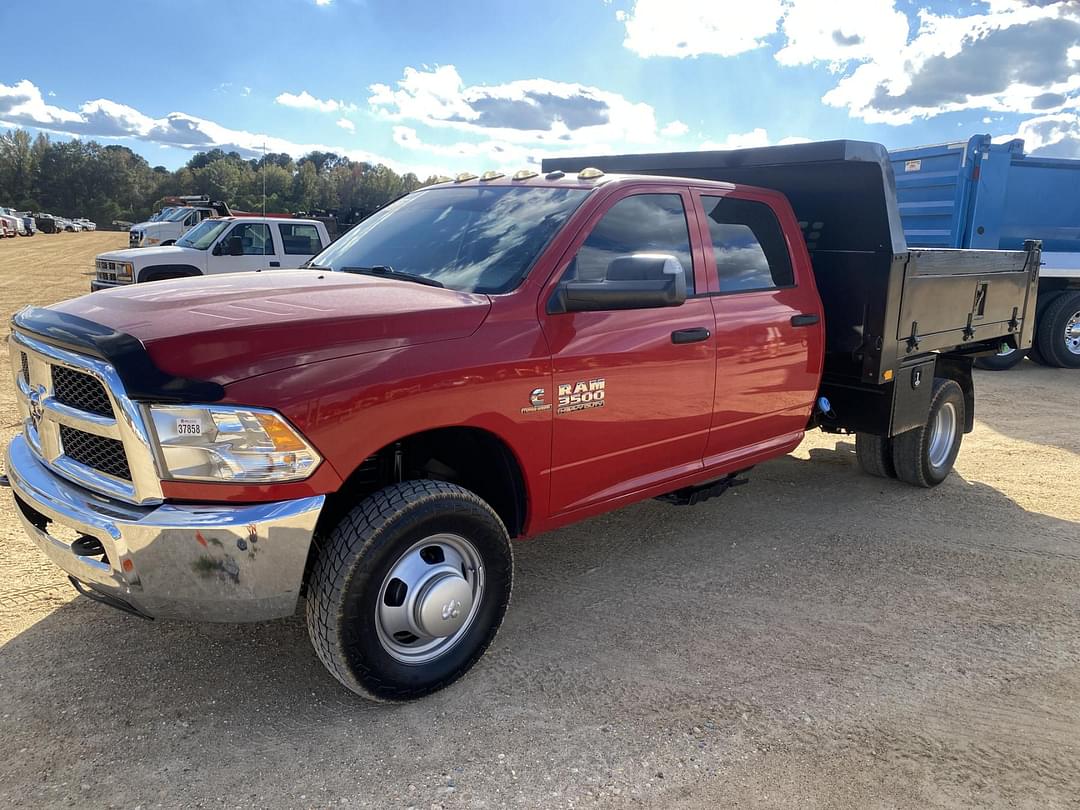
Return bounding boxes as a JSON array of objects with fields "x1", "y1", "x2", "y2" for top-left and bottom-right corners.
[{"x1": 2, "y1": 0, "x2": 1078, "y2": 175}]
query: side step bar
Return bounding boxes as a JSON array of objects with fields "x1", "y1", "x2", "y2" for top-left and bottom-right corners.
[{"x1": 655, "y1": 470, "x2": 751, "y2": 506}]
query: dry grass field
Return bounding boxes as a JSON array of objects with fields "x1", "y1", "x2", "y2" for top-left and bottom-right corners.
[{"x1": 0, "y1": 231, "x2": 1078, "y2": 808}]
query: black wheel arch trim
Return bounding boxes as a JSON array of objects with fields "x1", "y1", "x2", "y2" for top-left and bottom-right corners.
[{"x1": 12, "y1": 306, "x2": 225, "y2": 403}]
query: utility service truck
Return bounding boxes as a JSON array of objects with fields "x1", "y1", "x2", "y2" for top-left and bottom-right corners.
[{"x1": 6, "y1": 141, "x2": 1040, "y2": 701}]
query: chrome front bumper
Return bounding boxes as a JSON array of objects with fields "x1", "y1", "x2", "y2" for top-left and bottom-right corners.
[{"x1": 5, "y1": 434, "x2": 324, "y2": 621}]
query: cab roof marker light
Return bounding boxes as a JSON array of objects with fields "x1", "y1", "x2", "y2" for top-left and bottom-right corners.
[
  {"x1": 545, "y1": 169, "x2": 565, "y2": 180},
  {"x1": 479, "y1": 170, "x2": 505, "y2": 181},
  {"x1": 432, "y1": 175, "x2": 452, "y2": 184},
  {"x1": 577, "y1": 167, "x2": 605, "y2": 180},
  {"x1": 454, "y1": 172, "x2": 478, "y2": 183},
  {"x1": 512, "y1": 169, "x2": 539, "y2": 181}
]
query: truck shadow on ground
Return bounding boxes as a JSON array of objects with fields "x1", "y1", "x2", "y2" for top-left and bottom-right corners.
[
  {"x1": 969, "y1": 363, "x2": 1080, "y2": 456},
  {"x1": 2, "y1": 440, "x2": 1079, "y2": 805}
]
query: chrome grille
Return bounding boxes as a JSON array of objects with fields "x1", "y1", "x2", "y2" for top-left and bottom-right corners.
[
  {"x1": 52, "y1": 366, "x2": 113, "y2": 417},
  {"x1": 59, "y1": 425, "x2": 131, "y2": 480},
  {"x1": 9, "y1": 328, "x2": 163, "y2": 505}
]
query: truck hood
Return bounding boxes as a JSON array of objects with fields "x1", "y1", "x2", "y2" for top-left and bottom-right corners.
[
  {"x1": 52, "y1": 270, "x2": 492, "y2": 385},
  {"x1": 98, "y1": 246, "x2": 204, "y2": 266}
]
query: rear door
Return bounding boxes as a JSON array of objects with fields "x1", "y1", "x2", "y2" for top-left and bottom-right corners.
[
  {"x1": 277, "y1": 222, "x2": 326, "y2": 268},
  {"x1": 692, "y1": 189, "x2": 823, "y2": 465},
  {"x1": 541, "y1": 187, "x2": 717, "y2": 515}
]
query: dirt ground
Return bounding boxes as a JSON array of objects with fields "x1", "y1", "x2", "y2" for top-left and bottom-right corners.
[{"x1": 0, "y1": 232, "x2": 1078, "y2": 809}]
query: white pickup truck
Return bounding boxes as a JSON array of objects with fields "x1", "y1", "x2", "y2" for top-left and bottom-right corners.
[
  {"x1": 128, "y1": 204, "x2": 219, "y2": 247},
  {"x1": 92, "y1": 216, "x2": 331, "y2": 291}
]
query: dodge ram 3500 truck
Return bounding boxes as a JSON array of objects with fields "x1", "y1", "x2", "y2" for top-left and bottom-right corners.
[
  {"x1": 4, "y1": 141, "x2": 1040, "y2": 701},
  {"x1": 92, "y1": 216, "x2": 330, "y2": 290}
]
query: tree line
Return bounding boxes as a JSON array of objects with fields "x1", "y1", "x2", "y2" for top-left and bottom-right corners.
[{"x1": 0, "y1": 128, "x2": 434, "y2": 229}]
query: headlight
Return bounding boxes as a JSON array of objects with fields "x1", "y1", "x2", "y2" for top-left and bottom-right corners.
[{"x1": 149, "y1": 405, "x2": 321, "y2": 483}]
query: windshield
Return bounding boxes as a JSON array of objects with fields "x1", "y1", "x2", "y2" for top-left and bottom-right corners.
[
  {"x1": 163, "y1": 207, "x2": 194, "y2": 222},
  {"x1": 310, "y1": 185, "x2": 590, "y2": 294},
  {"x1": 176, "y1": 219, "x2": 230, "y2": 249}
]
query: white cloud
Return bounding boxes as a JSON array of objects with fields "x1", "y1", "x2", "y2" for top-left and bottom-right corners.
[
  {"x1": 315, "y1": 0, "x2": 332, "y2": 5},
  {"x1": 700, "y1": 129, "x2": 810, "y2": 150},
  {"x1": 700, "y1": 128, "x2": 770, "y2": 150},
  {"x1": 275, "y1": 89, "x2": 355, "y2": 113},
  {"x1": 369, "y1": 65, "x2": 659, "y2": 148},
  {"x1": 775, "y1": 0, "x2": 909, "y2": 69},
  {"x1": 617, "y1": 0, "x2": 785, "y2": 58},
  {"x1": 999, "y1": 111, "x2": 1080, "y2": 157},
  {"x1": 823, "y1": 2, "x2": 1080, "y2": 124},
  {"x1": 0, "y1": 78, "x2": 397, "y2": 167},
  {"x1": 336, "y1": 117, "x2": 355, "y2": 132},
  {"x1": 660, "y1": 120, "x2": 689, "y2": 137}
]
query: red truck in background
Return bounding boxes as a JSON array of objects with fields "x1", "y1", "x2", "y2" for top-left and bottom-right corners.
[{"x1": 5, "y1": 141, "x2": 1040, "y2": 701}]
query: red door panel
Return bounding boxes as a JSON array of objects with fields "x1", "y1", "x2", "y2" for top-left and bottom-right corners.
[
  {"x1": 691, "y1": 189, "x2": 824, "y2": 467},
  {"x1": 541, "y1": 186, "x2": 717, "y2": 515}
]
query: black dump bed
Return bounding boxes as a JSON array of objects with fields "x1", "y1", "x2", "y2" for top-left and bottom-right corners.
[{"x1": 542, "y1": 141, "x2": 1041, "y2": 387}]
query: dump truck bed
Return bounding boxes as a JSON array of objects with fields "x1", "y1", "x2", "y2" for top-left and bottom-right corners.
[{"x1": 542, "y1": 141, "x2": 1041, "y2": 386}]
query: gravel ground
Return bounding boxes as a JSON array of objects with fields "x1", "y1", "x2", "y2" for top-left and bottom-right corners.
[{"x1": 0, "y1": 233, "x2": 1078, "y2": 809}]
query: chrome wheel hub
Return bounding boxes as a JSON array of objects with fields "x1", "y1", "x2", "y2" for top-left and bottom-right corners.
[
  {"x1": 375, "y1": 533, "x2": 484, "y2": 664},
  {"x1": 1065, "y1": 310, "x2": 1080, "y2": 356},
  {"x1": 927, "y1": 401, "x2": 957, "y2": 470}
]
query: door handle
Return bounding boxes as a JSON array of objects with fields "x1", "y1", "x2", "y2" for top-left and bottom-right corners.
[
  {"x1": 269, "y1": 261, "x2": 281, "y2": 267},
  {"x1": 790, "y1": 313, "x2": 820, "y2": 327},
  {"x1": 671, "y1": 327, "x2": 711, "y2": 344}
]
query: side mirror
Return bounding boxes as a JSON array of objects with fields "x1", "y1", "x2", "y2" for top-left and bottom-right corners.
[
  {"x1": 551, "y1": 253, "x2": 688, "y2": 314},
  {"x1": 226, "y1": 236, "x2": 244, "y2": 256}
]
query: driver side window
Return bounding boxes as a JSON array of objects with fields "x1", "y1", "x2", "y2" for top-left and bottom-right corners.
[
  {"x1": 227, "y1": 222, "x2": 273, "y2": 255},
  {"x1": 563, "y1": 193, "x2": 694, "y2": 295}
]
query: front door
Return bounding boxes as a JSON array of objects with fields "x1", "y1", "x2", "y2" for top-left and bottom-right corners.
[
  {"x1": 213, "y1": 222, "x2": 277, "y2": 275},
  {"x1": 542, "y1": 188, "x2": 717, "y2": 515}
]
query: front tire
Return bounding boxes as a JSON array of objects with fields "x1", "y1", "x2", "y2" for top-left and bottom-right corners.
[
  {"x1": 306, "y1": 480, "x2": 513, "y2": 701},
  {"x1": 892, "y1": 378, "x2": 965, "y2": 488}
]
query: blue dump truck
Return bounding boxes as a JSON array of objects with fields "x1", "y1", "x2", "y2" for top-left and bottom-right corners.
[{"x1": 890, "y1": 134, "x2": 1080, "y2": 369}]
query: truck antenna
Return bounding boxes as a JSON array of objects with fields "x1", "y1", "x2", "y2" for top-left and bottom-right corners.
[{"x1": 262, "y1": 141, "x2": 267, "y2": 218}]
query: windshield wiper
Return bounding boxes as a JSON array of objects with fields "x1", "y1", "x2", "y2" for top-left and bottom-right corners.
[
  {"x1": 302, "y1": 263, "x2": 331, "y2": 270},
  {"x1": 339, "y1": 265, "x2": 444, "y2": 288}
]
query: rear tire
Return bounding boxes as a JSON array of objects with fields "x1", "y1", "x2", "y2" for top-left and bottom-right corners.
[
  {"x1": 974, "y1": 345, "x2": 1027, "y2": 371},
  {"x1": 1035, "y1": 291, "x2": 1080, "y2": 369},
  {"x1": 306, "y1": 480, "x2": 513, "y2": 702},
  {"x1": 892, "y1": 378, "x2": 965, "y2": 488},
  {"x1": 855, "y1": 433, "x2": 895, "y2": 478}
]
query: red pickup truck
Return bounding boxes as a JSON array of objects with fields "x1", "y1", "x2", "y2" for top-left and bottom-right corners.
[{"x1": 5, "y1": 141, "x2": 1040, "y2": 701}]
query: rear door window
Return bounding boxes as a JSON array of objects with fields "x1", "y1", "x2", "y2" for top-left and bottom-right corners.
[
  {"x1": 701, "y1": 195, "x2": 794, "y2": 293},
  {"x1": 279, "y1": 223, "x2": 324, "y2": 255}
]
